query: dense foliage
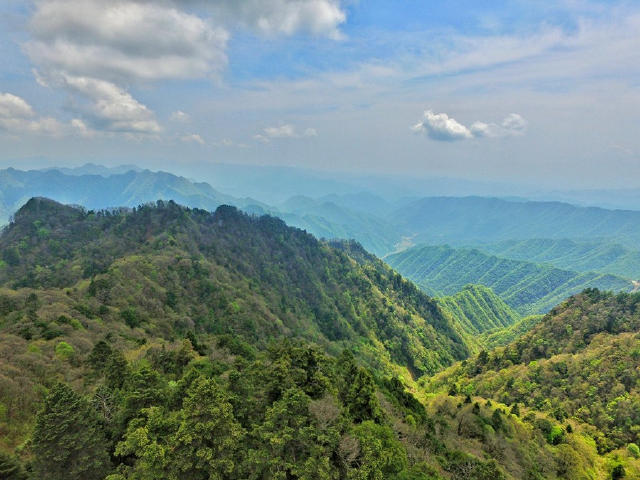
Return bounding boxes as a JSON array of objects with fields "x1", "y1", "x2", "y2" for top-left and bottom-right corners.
[
  {"x1": 386, "y1": 245, "x2": 631, "y2": 314},
  {"x1": 435, "y1": 284, "x2": 521, "y2": 337},
  {"x1": 424, "y1": 290, "x2": 640, "y2": 456},
  {"x1": 475, "y1": 238, "x2": 640, "y2": 279},
  {"x1": 3, "y1": 197, "x2": 640, "y2": 479},
  {"x1": 0, "y1": 198, "x2": 468, "y2": 452}
]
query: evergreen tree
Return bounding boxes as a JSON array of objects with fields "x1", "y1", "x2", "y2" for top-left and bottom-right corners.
[
  {"x1": 31, "y1": 382, "x2": 111, "y2": 480},
  {"x1": 0, "y1": 452, "x2": 27, "y2": 480}
]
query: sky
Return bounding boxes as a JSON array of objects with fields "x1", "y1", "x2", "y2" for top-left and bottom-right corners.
[{"x1": 0, "y1": 0, "x2": 639, "y2": 189}]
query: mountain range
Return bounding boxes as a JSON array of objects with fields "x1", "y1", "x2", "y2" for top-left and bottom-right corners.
[
  {"x1": 2, "y1": 196, "x2": 640, "y2": 479},
  {"x1": 386, "y1": 244, "x2": 632, "y2": 315}
]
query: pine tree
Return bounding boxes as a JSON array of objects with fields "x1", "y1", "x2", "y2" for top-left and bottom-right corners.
[
  {"x1": 31, "y1": 382, "x2": 111, "y2": 480},
  {"x1": 0, "y1": 452, "x2": 27, "y2": 480}
]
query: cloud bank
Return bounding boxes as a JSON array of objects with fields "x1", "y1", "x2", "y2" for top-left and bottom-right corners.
[
  {"x1": 24, "y1": 0, "x2": 346, "y2": 137},
  {"x1": 412, "y1": 110, "x2": 527, "y2": 141}
]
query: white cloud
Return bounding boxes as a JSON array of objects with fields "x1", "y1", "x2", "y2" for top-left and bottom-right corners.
[
  {"x1": 413, "y1": 110, "x2": 527, "y2": 141},
  {"x1": 170, "y1": 110, "x2": 190, "y2": 122},
  {"x1": 205, "y1": 0, "x2": 346, "y2": 39},
  {"x1": 70, "y1": 118, "x2": 94, "y2": 137},
  {"x1": 27, "y1": 0, "x2": 228, "y2": 83},
  {"x1": 0, "y1": 92, "x2": 63, "y2": 135},
  {"x1": 255, "y1": 123, "x2": 318, "y2": 142},
  {"x1": 181, "y1": 133, "x2": 205, "y2": 144},
  {"x1": 0, "y1": 93, "x2": 35, "y2": 119},
  {"x1": 264, "y1": 124, "x2": 296, "y2": 138},
  {"x1": 411, "y1": 110, "x2": 473, "y2": 141},
  {"x1": 501, "y1": 113, "x2": 527, "y2": 134},
  {"x1": 56, "y1": 74, "x2": 162, "y2": 134},
  {"x1": 25, "y1": 0, "x2": 229, "y2": 136},
  {"x1": 21, "y1": 0, "x2": 347, "y2": 138}
]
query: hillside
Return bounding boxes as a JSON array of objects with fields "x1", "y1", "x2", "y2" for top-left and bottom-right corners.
[
  {"x1": 0, "y1": 198, "x2": 470, "y2": 452},
  {"x1": 385, "y1": 245, "x2": 632, "y2": 315},
  {"x1": 435, "y1": 284, "x2": 521, "y2": 337},
  {"x1": 474, "y1": 238, "x2": 640, "y2": 279},
  {"x1": 2, "y1": 200, "x2": 639, "y2": 479},
  {"x1": 423, "y1": 289, "x2": 640, "y2": 457},
  {"x1": 389, "y1": 196, "x2": 640, "y2": 248}
]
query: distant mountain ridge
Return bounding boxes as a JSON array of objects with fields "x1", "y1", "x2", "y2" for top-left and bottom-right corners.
[
  {"x1": 472, "y1": 238, "x2": 640, "y2": 279},
  {"x1": 390, "y1": 196, "x2": 640, "y2": 248},
  {"x1": 45, "y1": 162, "x2": 143, "y2": 176},
  {"x1": 0, "y1": 167, "x2": 264, "y2": 225},
  {"x1": 386, "y1": 244, "x2": 632, "y2": 314}
]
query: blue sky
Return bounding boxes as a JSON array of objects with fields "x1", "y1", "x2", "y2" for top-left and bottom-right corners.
[{"x1": 0, "y1": 0, "x2": 639, "y2": 188}]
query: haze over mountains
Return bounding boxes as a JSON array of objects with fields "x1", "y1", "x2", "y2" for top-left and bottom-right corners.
[{"x1": 3, "y1": 164, "x2": 639, "y2": 310}]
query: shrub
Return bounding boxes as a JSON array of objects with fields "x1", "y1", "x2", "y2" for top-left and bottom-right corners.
[{"x1": 55, "y1": 341, "x2": 75, "y2": 361}]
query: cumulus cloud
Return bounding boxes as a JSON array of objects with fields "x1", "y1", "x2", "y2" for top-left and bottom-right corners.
[
  {"x1": 21, "y1": 0, "x2": 347, "y2": 137},
  {"x1": 27, "y1": 0, "x2": 229, "y2": 83},
  {"x1": 54, "y1": 74, "x2": 162, "y2": 134},
  {"x1": 24, "y1": 0, "x2": 229, "y2": 136},
  {"x1": 0, "y1": 92, "x2": 63, "y2": 135},
  {"x1": 411, "y1": 110, "x2": 472, "y2": 141},
  {"x1": 254, "y1": 123, "x2": 317, "y2": 142},
  {"x1": 413, "y1": 110, "x2": 527, "y2": 141},
  {"x1": 180, "y1": 133, "x2": 205, "y2": 144},
  {"x1": 208, "y1": 0, "x2": 346, "y2": 39}
]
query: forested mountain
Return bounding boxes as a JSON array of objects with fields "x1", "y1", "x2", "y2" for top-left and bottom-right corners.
[
  {"x1": 435, "y1": 284, "x2": 521, "y2": 337},
  {"x1": 474, "y1": 238, "x2": 640, "y2": 279},
  {"x1": 390, "y1": 196, "x2": 640, "y2": 248},
  {"x1": 0, "y1": 198, "x2": 468, "y2": 377},
  {"x1": 385, "y1": 245, "x2": 632, "y2": 315},
  {"x1": 423, "y1": 289, "x2": 640, "y2": 476},
  {"x1": 7, "y1": 167, "x2": 640, "y2": 263},
  {"x1": 2, "y1": 198, "x2": 639, "y2": 479}
]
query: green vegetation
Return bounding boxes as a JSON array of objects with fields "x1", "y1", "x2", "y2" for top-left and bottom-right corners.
[
  {"x1": 477, "y1": 314, "x2": 544, "y2": 350},
  {"x1": 436, "y1": 284, "x2": 521, "y2": 337},
  {"x1": 386, "y1": 244, "x2": 631, "y2": 314},
  {"x1": 475, "y1": 238, "x2": 640, "y2": 279},
  {"x1": 424, "y1": 289, "x2": 640, "y2": 459},
  {"x1": 0, "y1": 198, "x2": 468, "y2": 452},
  {"x1": 3, "y1": 197, "x2": 640, "y2": 479}
]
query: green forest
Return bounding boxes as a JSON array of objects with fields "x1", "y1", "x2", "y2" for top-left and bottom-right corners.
[
  {"x1": 1, "y1": 198, "x2": 639, "y2": 479},
  {"x1": 386, "y1": 245, "x2": 632, "y2": 315}
]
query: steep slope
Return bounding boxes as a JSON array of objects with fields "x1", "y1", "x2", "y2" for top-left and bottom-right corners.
[
  {"x1": 436, "y1": 284, "x2": 521, "y2": 337},
  {"x1": 389, "y1": 196, "x2": 640, "y2": 248},
  {"x1": 385, "y1": 245, "x2": 632, "y2": 314},
  {"x1": 475, "y1": 238, "x2": 640, "y2": 279},
  {"x1": 2, "y1": 200, "x2": 639, "y2": 479},
  {"x1": 423, "y1": 289, "x2": 640, "y2": 455},
  {"x1": 0, "y1": 198, "x2": 468, "y2": 377},
  {"x1": 477, "y1": 314, "x2": 544, "y2": 349}
]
